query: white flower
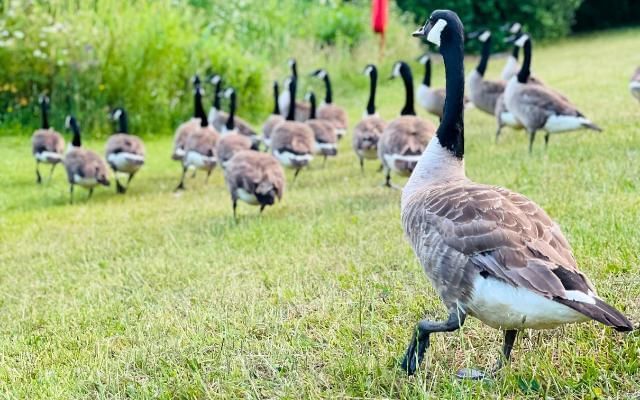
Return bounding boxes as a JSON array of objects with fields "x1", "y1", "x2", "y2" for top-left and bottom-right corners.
[
  {"x1": 13, "y1": 30, "x2": 24, "y2": 39},
  {"x1": 39, "y1": 41, "x2": 48, "y2": 48},
  {"x1": 61, "y1": 49, "x2": 69, "y2": 55},
  {"x1": 57, "y1": 60, "x2": 64, "y2": 66},
  {"x1": 33, "y1": 49, "x2": 45, "y2": 58},
  {"x1": 1, "y1": 30, "x2": 9, "y2": 37}
]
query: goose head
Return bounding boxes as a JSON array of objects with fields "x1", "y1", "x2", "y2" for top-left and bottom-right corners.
[
  {"x1": 363, "y1": 64, "x2": 376, "y2": 77},
  {"x1": 417, "y1": 54, "x2": 430, "y2": 65},
  {"x1": 110, "y1": 107, "x2": 124, "y2": 121},
  {"x1": 413, "y1": 9, "x2": 465, "y2": 46},
  {"x1": 311, "y1": 68, "x2": 328, "y2": 80},
  {"x1": 38, "y1": 95, "x2": 50, "y2": 106}
]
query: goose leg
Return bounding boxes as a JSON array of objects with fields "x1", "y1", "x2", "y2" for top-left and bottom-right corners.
[
  {"x1": 47, "y1": 163, "x2": 57, "y2": 183},
  {"x1": 544, "y1": 132, "x2": 550, "y2": 150},
  {"x1": 293, "y1": 168, "x2": 302, "y2": 183},
  {"x1": 456, "y1": 329, "x2": 518, "y2": 380},
  {"x1": 232, "y1": 198, "x2": 238, "y2": 220},
  {"x1": 259, "y1": 204, "x2": 266, "y2": 214},
  {"x1": 115, "y1": 175, "x2": 126, "y2": 194},
  {"x1": 88, "y1": 187, "x2": 94, "y2": 200},
  {"x1": 35, "y1": 161, "x2": 42, "y2": 184},
  {"x1": 495, "y1": 124, "x2": 504, "y2": 144},
  {"x1": 359, "y1": 157, "x2": 364, "y2": 174},
  {"x1": 205, "y1": 168, "x2": 212, "y2": 184},
  {"x1": 191, "y1": 169, "x2": 197, "y2": 179},
  {"x1": 69, "y1": 184, "x2": 74, "y2": 204},
  {"x1": 401, "y1": 310, "x2": 466, "y2": 376},
  {"x1": 323, "y1": 155, "x2": 327, "y2": 168},
  {"x1": 377, "y1": 163, "x2": 384, "y2": 173},
  {"x1": 175, "y1": 166, "x2": 187, "y2": 191},
  {"x1": 528, "y1": 130, "x2": 537, "y2": 154},
  {"x1": 123, "y1": 171, "x2": 136, "y2": 193}
]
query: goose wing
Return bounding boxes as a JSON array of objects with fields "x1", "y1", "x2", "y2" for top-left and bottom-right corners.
[
  {"x1": 402, "y1": 183, "x2": 632, "y2": 330},
  {"x1": 517, "y1": 85, "x2": 582, "y2": 118}
]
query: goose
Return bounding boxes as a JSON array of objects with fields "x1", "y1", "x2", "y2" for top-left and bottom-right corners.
[
  {"x1": 504, "y1": 34, "x2": 601, "y2": 153},
  {"x1": 278, "y1": 58, "x2": 310, "y2": 121},
  {"x1": 219, "y1": 87, "x2": 260, "y2": 149},
  {"x1": 270, "y1": 77, "x2": 315, "y2": 182},
  {"x1": 378, "y1": 61, "x2": 436, "y2": 188},
  {"x1": 172, "y1": 76, "x2": 203, "y2": 161},
  {"x1": 416, "y1": 54, "x2": 446, "y2": 118},
  {"x1": 305, "y1": 91, "x2": 338, "y2": 166},
  {"x1": 216, "y1": 133, "x2": 252, "y2": 169},
  {"x1": 31, "y1": 95, "x2": 65, "y2": 183},
  {"x1": 353, "y1": 64, "x2": 386, "y2": 172},
  {"x1": 311, "y1": 68, "x2": 349, "y2": 139},
  {"x1": 175, "y1": 85, "x2": 220, "y2": 191},
  {"x1": 224, "y1": 150, "x2": 285, "y2": 219},
  {"x1": 500, "y1": 22, "x2": 523, "y2": 81},
  {"x1": 105, "y1": 107, "x2": 145, "y2": 194},
  {"x1": 466, "y1": 30, "x2": 506, "y2": 116},
  {"x1": 262, "y1": 81, "x2": 284, "y2": 150},
  {"x1": 630, "y1": 67, "x2": 640, "y2": 102},
  {"x1": 208, "y1": 74, "x2": 227, "y2": 132},
  {"x1": 401, "y1": 10, "x2": 632, "y2": 379},
  {"x1": 63, "y1": 116, "x2": 110, "y2": 203}
]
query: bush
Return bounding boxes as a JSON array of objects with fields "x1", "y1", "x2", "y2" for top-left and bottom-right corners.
[
  {"x1": 396, "y1": 0, "x2": 583, "y2": 51},
  {"x1": 573, "y1": 0, "x2": 640, "y2": 32}
]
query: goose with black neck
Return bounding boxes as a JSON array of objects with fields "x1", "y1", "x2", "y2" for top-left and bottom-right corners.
[
  {"x1": 353, "y1": 64, "x2": 386, "y2": 172},
  {"x1": 466, "y1": 30, "x2": 506, "y2": 116},
  {"x1": 208, "y1": 75, "x2": 228, "y2": 132},
  {"x1": 504, "y1": 34, "x2": 601, "y2": 153},
  {"x1": 401, "y1": 10, "x2": 632, "y2": 379},
  {"x1": 305, "y1": 91, "x2": 338, "y2": 166},
  {"x1": 278, "y1": 59, "x2": 310, "y2": 121},
  {"x1": 31, "y1": 95, "x2": 65, "y2": 184},
  {"x1": 311, "y1": 68, "x2": 348, "y2": 140},
  {"x1": 105, "y1": 107, "x2": 145, "y2": 194},
  {"x1": 377, "y1": 61, "x2": 435, "y2": 188},
  {"x1": 220, "y1": 87, "x2": 260, "y2": 149},
  {"x1": 262, "y1": 81, "x2": 284, "y2": 150},
  {"x1": 416, "y1": 54, "x2": 447, "y2": 118},
  {"x1": 173, "y1": 75, "x2": 204, "y2": 162}
]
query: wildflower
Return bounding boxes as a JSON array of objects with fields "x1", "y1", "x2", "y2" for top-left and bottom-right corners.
[
  {"x1": 99, "y1": 84, "x2": 106, "y2": 91},
  {"x1": 1, "y1": 30, "x2": 9, "y2": 37},
  {"x1": 39, "y1": 41, "x2": 48, "y2": 48},
  {"x1": 7, "y1": 106, "x2": 12, "y2": 113},
  {"x1": 13, "y1": 30, "x2": 24, "y2": 39},
  {"x1": 19, "y1": 97, "x2": 28, "y2": 106},
  {"x1": 57, "y1": 60, "x2": 64, "y2": 66}
]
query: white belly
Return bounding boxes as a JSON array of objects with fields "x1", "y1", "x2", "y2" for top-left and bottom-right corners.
[
  {"x1": 236, "y1": 188, "x2": 259, "y2": 205},
  {"x1": 208, "y1": 108, "x2": 218, "y2": 125},
  {"x1": 184, "y1": 151, "x2": 216, "y2": 170},
  {"x1": 35, "y1": 151, "x2": 63, "y2": 163},
  {"x1": 500, "y1": 112, "x2": 522, "y2": 128},
  {"x1": 629, "y1": 81, "x2": 640, "y2": 100},
  {"x1": 417, "y1": 84, "x2": 442, "y2": 115},
  {"x1": 262, "y1": 137, "x2": 272, "y2": 149},
  {"x1": 314, "y1": 142, "x2": 337, "y2": 154},
  {"x1": 278, "y1": 91, "x2": 291, "y2": 116},
  {"x1": 107, "y1": 152, "x2": 144, "y2": 173},
  {"x1": 501, "y1": 56, "x2": 519, "y2": 81},
  {"x1": 383, "y1": 153, "x2": 422, "y2": 174},
  {"x1": 543, "y1": 115, "x2": 591, "y2": 133},
  {"x1": 466, "y1": 276, "x2": 589, "y2": 330},
  {"x1": 73, "y1": 174, "x2": 99, "y2": 188},
  {"x1": 273, "y1": 150, "x2": 313, "y2": 168}
]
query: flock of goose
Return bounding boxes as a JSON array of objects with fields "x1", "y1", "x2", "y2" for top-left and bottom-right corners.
[{"x1": 28, "y1": 9, "x2": 635, "y2": 378}]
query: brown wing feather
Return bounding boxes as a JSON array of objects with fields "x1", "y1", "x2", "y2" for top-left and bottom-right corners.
[
  {"x1": 32, "y1": 129, "x2": 65, "y2": 155},
  {"x1": 105, "y1": 134, "x2": 145, "y2": 156},
  {"x1": 217, "y1": 133, "x2": 252, "y2": 165},
  {"x1": 317, "y1": 104, "x2": 348, "y2": 129},
  {"x1": 270, "y1": 121, "x2": 314, "y2": 154},
  {"x1": 225, "y1": 151, "x2": 285, "y2": 200},
  {"x1": 353, "y1": 116, "x2": 386, "y2": 152}
]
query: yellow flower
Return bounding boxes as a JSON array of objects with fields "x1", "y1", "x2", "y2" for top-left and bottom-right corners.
[
  {"x1": 19, "y1": 97, "x2": 28, "y2": 106},
  {"x1": 99, "y1": 84, "x2": 105, "y2": 91},
  {"x1": 7, "y1": 106, "x2": 12, "y2": 113}
]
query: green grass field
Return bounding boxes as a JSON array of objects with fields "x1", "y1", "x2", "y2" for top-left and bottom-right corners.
[{"x1": 1, "y1": 29, "x2": 639, "y2": 399}]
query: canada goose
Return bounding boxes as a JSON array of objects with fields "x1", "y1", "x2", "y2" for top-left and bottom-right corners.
[
  {"x1": 224, "y1": 150, "x2": 285, "y2": 219},
  {"x1": 504, "y1": 34, "x2": 601, "y2": 153},
  {"x1": 304, "y1": 91, "x2": 338, "y2": 166},
  {"x1": 105, "y1": 107, "x2": 145, "y2": 194},
  {"x1": 63, "y1": 116, "x2": 110, "y2": 203},
  {"x1": 353, "y1": 64, "x2": 386, "y2": 172},
  {"x1": 270, "y1": 77, "x2": 315, "y2": 182},
  {"x1": 466, "y1": 30, "x2": 506, "y2": 116},
  {"x1": 175, "y1": 85, "x2": 220, "y2": 191},
  {"x1": 416, "y1": 54, "x2": 446, "y2": 118},
  {"x1": 278, "y1": 58, "x2": 310, "y2": 121},
  {"x1": 220, "y1": 87, "x2": 260, "y2": 149},
  {"x1": 172, "y1": 76, "x2": 203, "y2": 161},
  {"x1": 378, "y1": 61, "x2": 436, "y2": 188},
  {"x1": 31, "y1": 95, "x2": 65, "y2": 183},
  {"x1": 262, "y1": 81, "x2": 284, "y2": 150},
  {"x1": 402, "y1": 11, "x2": 632, "y2": 379},
  {"x1": 208, "y1": 74, "x2": 228, "y2": 132},
  {"x1": 629, "y1": 67, "x2": 640, "y2": 102},
  {"x1": 500, "y1": 22, "x2": 523, "y2": 81},
  {"x1": 311, "y1": 68, "x2": 349, "y2": 139},
  {"x1": 217, "y1": 133, "x2": 252, "y2": 169}
]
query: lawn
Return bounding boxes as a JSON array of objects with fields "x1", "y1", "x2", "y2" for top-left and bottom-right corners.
[{"x1": 0, "y1": 28, "x2": 639, "y2": 399}]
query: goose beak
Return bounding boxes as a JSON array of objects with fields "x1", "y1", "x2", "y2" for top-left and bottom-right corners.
[{"x1": 412, "y1": 21, "x2": 429, "y2": 37}]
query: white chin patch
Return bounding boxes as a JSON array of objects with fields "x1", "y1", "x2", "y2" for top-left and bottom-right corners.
[
  {"x1": 224, "y1": 88, "x2": 234, "y2": 97},
  {"x1": 392, "y1": 62, "x2": 402, "y2": 77},
  {"x1": 317, "y1": 70, "x2": 327, "y2": 79},
  {"x1": 211, "y1": 75, "x2": 221, "y2": 84},
  {"x1": 427, "y1": 19, "x2": 447, "y2": 46},
  {"x1": 363, "y1": 66, "x2": 373, "y2": 76},
  {"x1": 478, "y1": 30, "x2": 491, "y2": 42},
  {"x1": 112, "y1": 109, "x2": 122, "y2": 120},
  {"x1": 515, "y1": 34, "x2": 529, "y2": 48},
  {"x1": 419, "y1": 55, "x2": 429, "y2": 65},
  {"x1": 509, "y1": 22, "x2": 522, "y2": 34}
]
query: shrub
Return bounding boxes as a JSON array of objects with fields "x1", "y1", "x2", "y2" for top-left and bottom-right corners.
[
  {"x1": 573, "y1": 0, "x2": 640, "y2": 32},
  {"x1": 396, "y1": 0, "x2": 583, "y2": 51}
]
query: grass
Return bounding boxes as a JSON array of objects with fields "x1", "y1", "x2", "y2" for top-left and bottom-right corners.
[{"x1": 1, "y1": 28, "x2": 639, "y2": 399}]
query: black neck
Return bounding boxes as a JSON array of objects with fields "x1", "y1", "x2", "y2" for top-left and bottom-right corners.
[
  {"x1": 70, "y1": 119, "x2": 81, "y2": 147},
  {"x1": 272, "y1": 82, "x2": 280, "y2": 115},
  {"x1": 117, "y1": 110, "x2": 128, "y2": 134},
  {"x1": 322, "y1": 75, "x2": 332, "y2": 104},
  {"x1": 213, "y1": 80, "x2": 222, "y2": 110},
  {"x1": 40, "y1": 101, "x2": 50, "y2": 129},
  {"x1": 195, "y1": 90, "x2": 208, "y2": 127},
  {"x1": 422, "y1": 58, "x2": 431, "y2": 86},
  {"x1": 511, "y1": 44, "x2": 519, "y2": 59},
  {"x1": 366, "y1": 68, "x2": 377, "y2": 115},
  {"x1": 286, "y1": 80, "x2": 296, "y2": 121},
  {"x1": 399, "y1": 64, "x2": 416, "y2": 116},
  {"x1": 517, "y1": 38, "x2": 531, "y2": 83},
  {"x1": 437, "y1": 24, "x2": 465, "y2": 159},
  {"x1": 308, "y1": 93, "x2": 316, "y2": 119},
  {"x1": 476, "y1": 36, "x2": 491, "y2": 76},
  {"x1": 291, "y1": 62, "x2": 298, "y2": 78},
  {"x1": 226, "y1": 91, "x2": 236, "y2": 130}
]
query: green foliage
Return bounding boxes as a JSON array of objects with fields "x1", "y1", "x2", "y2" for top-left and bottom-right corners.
[
  {"x1": 573, "y1": 0, "x2": 640, "y2": 32},
  {"x1": 396, "y1": 0, "x2": 584, "y2": 51}
]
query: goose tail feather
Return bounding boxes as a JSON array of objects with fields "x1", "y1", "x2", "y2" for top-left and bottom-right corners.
[{"x1": 556, "y1": 297, "x2": 633, "y2": 332}]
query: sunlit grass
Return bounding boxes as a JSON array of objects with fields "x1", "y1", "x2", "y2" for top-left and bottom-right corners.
[{"x1": 0, "y1": 28, "x2": 639, "y2": 398}]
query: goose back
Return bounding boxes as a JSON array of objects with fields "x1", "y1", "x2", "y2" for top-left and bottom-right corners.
[
  {"x1": 217, "y1": 133, "x2": 252, "y2": 167},
  {"x1": 353, "y1": 116, "x2": 386, "y2": 159},
  {"x1": 225, "y1": 150, "x2": 285, "y2": 206},
  {"x1": 378, "y1": 116, "x2": 435, "y2": 175},
  {"x1": 32, "y1": 129, "x2": 65, "y2": 163}
]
